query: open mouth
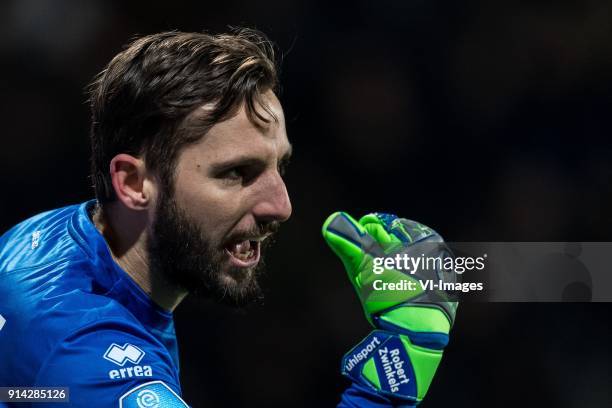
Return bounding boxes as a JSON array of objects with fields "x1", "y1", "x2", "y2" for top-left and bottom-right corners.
[{"x1": 224, "y1": 239, "x2": 262, "y2": 268}]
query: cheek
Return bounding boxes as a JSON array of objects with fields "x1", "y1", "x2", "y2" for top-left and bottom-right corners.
[{"x1": 173, "y1": 173, "x2": 245, "y2": 239}]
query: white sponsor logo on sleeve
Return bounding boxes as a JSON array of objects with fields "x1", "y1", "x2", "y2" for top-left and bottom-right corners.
[{"x1": 103, "y1": 343, "x2": 154, "y2": 380}]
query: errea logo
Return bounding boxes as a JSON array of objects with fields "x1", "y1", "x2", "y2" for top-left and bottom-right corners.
[
  {"x1": 104, "y1": 343, "x2": 145, "y2": 366},
  {"x1": 109, "y1": 365, "x2": 153, "y2": 380},
  {"x1": 104, "y1": 343, "x2": 153, "y2": 380}
]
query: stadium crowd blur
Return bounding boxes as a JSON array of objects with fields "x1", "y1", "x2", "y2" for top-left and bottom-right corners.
[{"x1": 0, "y1": 0, "x2": 610, "y2": 406}]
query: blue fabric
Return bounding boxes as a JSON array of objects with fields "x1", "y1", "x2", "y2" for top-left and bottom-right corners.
[
  {"x1": 0, "y1": 201, "x2": 182, "y2": 407},
  {"x1": 338, "y1": 383, "x2": 417, "y2": 408}
]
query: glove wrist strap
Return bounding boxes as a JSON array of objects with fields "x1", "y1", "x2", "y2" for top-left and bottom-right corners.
[{"x1": 341, "y1": 330, "x2": 443, "y2": 403}]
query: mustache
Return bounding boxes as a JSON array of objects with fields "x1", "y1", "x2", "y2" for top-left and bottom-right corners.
[{"x1": 225, "y1": 221, "x2": 281, "y2": 244}]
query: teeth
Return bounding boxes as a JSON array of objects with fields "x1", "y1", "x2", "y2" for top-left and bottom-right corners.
[
  {"x1": 225, "y1": 235, "x2": 265, "y2": 264},
  {"x1": 232, "y1": 249, "x2": 254, "y2": 261},
  {"x1": 228, "y1": 240, "x2": 256, "y2": 261}
]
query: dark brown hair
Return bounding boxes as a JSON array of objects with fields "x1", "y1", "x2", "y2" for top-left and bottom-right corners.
[{"x1": 88, "y1": 28, "x2": 278, "y2": 203}]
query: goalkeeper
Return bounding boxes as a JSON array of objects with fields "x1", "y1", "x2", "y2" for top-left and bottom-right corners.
[
  {"x1": 0, "y1": 26, "x2": 455, "y2": 406},
  {"x1": 323, "y1": 211, "x2": 458, "y2": 407}
]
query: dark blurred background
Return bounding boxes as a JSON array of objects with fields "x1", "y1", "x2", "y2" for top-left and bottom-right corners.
[{"x1": 1, "y1": 0, "x2": 611, "y2": 406}]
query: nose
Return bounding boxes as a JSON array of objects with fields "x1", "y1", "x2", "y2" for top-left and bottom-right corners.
[{"x1": 252, "y1": 172, "x2": 292, "y2": 223}]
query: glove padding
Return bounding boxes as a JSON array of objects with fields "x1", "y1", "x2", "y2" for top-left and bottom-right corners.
[{"x1": 323, "y1": 212, "x2": 458, "y2": 403}]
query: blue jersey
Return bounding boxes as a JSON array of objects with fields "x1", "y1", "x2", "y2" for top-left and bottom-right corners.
[
  {"x1": 0, "y1": 201, "x2": 409, "y2": 407},
  {"x1": 0, "y1": 201, "x2": 188, "y2": 407}
]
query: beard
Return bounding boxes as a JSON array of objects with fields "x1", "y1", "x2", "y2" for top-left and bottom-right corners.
[{"x1": 148, "y1": 189, "x2": 278, "y2": 307}]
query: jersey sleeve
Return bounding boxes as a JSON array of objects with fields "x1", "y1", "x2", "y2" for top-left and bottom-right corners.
[
  {"x1": 338, "y1": 383, "x2": 417, "y2": 408},
  {"x1": 32, "y1": 319, "x2": 189, "y2": 407}
]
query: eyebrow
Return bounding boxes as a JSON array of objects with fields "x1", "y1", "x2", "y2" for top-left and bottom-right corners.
[{"x1": 209, "y1": 143, "x2": 293, "y2": 173}]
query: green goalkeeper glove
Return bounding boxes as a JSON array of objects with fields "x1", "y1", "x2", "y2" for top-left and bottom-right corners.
[{"x1": 322, "y1": 212, "x2": 458, "y2": 404}]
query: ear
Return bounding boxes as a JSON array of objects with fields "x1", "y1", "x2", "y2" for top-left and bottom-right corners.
[{"x1": 109, "y1": 154, "x2": 153, "y2": 211}]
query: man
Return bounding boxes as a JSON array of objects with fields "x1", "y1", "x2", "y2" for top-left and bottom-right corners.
[{"x1": 0, "y1": 29, "x2": 455, "y2": 407}]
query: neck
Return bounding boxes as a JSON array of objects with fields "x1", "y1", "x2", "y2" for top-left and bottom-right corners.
[{"x1": 92, "y1": 202, "x2": 188, "y2": 312}]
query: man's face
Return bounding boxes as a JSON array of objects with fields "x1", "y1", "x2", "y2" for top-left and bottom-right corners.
[{"x1": 149, "y1": 91, "x2": 292, "y2": 306}]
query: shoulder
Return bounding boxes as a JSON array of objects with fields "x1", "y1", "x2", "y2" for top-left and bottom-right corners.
[
  {"x1": 34, "y1": 316, "x2": 185, "y2": 407},
  {"x1": 0, "y1": 287, "x2": 174, "y2": 387},
  {"x1": 0, "y1": 202, "x2": 86, "y2": 272}
]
